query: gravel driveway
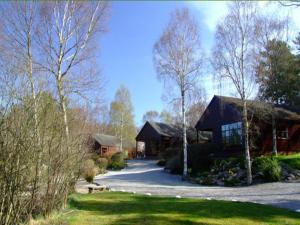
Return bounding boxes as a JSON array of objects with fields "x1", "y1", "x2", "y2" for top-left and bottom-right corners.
[{"x1": 76, "y1": 160, "x2": 300, "y2": 212}]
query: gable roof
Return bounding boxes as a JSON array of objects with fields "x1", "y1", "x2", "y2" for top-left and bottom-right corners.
[
  {"x1": 148, "y1": 121, "x2": 181, "y2": 137},
  {"x1": 214, "y1": 95, "x2": 300, "y2": 121},
  {"x1": 94, "y1": 134, "x2": 120, "y2": 147}
]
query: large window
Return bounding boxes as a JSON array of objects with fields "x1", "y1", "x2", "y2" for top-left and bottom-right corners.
[{"x1": 222, "y1": 122, "x2": 242, "y2": 146}]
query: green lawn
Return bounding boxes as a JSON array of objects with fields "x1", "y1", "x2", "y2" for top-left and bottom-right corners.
[
  {"x1": 276, "y1": 153, "x2": 300, "y2": 170},
  {"x1": 55, "y1": 192, "x2": 300, "y2": 225}
]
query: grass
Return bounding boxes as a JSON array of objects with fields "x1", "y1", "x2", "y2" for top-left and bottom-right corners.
[
  {"x1": 54, "y1": 192, "x2": 300, "y2": 225},
  {"x1": 276, "y1": 153, "x2": 300, "y2": 170}
]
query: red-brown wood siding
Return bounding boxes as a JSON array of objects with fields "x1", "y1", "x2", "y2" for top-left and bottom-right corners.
[{"x1": 261, "y1": 123, "x2": 300, "y2": 154}]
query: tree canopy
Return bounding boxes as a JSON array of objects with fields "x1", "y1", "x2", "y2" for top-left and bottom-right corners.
[
  {"x1": 109, "y1": 85, "x2": 137, "y2": 147},
  {"x1": 256, "y1": 39, "x2": 300, "y2": 105}
]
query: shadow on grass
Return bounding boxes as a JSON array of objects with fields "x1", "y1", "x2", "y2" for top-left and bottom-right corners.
[{"x1": 67, "y1": 192, "x2": 300, "y2": 225}]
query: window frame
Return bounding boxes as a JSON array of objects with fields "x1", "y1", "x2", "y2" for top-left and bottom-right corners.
[
  {"x1": 277, "y1": 127, "x2": 289, "y2": 139},
  {"x1": 101, "y1": 147, "x2": 108, "y2": 154},
  {"x1": 221, "y1": 122, "x2": 242, "y2": 146}
]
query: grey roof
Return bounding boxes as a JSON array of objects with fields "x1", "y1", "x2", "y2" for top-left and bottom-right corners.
[
  {"x1": 216, "y1": 95, "x2": 300, "y2": 121},
  {"x1": 94, "y1": 134, "x2": 121, "y2": 147},
  {"x1": 148, "y1": 121, "x2": 182, "y2": 137}
]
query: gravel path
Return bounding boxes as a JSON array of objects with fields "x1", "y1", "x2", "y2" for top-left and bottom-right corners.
[{"x1": 76, "y1": 160, "x2": 300, "y2": 212}]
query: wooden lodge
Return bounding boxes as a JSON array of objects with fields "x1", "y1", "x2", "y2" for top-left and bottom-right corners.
[
  {"x1": 195, "y1": 95, "x2": 300, "y2": 157},
  {"x1": 93, "y1": 134, "x2": 121, "y2": 157},
  {"x1": 136, "y1": 122, "x2": 181, "y2": 158}
]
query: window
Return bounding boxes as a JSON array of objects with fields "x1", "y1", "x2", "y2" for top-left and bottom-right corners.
[
  {"x1": 278, "y1": 128, "x2": 289, "y2": 139},
  {"x1": 222, "y1": 122, "x2": 242, "y2": 146},
  {"x1": 101, "y1": 147, "x2": 108, "y2": 154}
]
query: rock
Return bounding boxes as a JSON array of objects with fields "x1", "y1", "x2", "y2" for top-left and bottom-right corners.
[
  {"x1": 294, "y1": 171, "x2": 300, "y2": 177},
  {"x1": 290, "y1": 174, "x2": 296, "y2": 179},
  {"x1": 282, "y1": 170, "x2": 289, "y2": 178}
]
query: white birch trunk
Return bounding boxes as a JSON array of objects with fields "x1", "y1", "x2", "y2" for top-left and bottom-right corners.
[
  {"x1": 242, "y1": 100, "x2": 252, "y2": 185},
  {"x1": 57, "y1": 77, "x2": 70, "y2": 141},
  {"x1": 182, "y1": 90, "x2": 188, "y2": 178}
]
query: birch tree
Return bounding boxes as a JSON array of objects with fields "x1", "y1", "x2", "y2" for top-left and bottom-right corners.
[
  {"x1": 153, "y1": 8, "x2": 203, "y2": 178},
  {"x1": 109, "y1": 85, "x2": 136, "y2": 149},
  {"x1": 36, "y1": 1, "x2": 109, "y2": 141},
  {"x1": 212, "y1": 2, "x2": 259, "y2": 185}
]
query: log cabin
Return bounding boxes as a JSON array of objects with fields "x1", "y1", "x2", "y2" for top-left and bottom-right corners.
[
  {"x1": 93, "y1": 134, "x2": 121, "y2": 157},
  {"x1": 195, "y1": 95, "x2": 300, "y2": 158},
  {"x1": 136, "y1": 121, "x2": 211, "y2": 158}
]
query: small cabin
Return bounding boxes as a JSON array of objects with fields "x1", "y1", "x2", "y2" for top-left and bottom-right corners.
[
  {"x1": 93, "y1": 134, "x2": 121, "y2": 157},
  {"x1": 136, "y1": 121, "x2": 211, "y2": 158}
]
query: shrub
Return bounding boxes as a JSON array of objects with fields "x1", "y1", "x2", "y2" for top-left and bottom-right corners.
[
  {"x1": 163, "y1": 147, "x2": 181, "y2": 161},
  {"x1": 163, "y1": 144, "x2": 219, "y2": 175},
  {"x1": 165, "y1": 154, "x2": 182, "y2": 174},
  {"x1": 82, "y1": 159, "x2": 98, "y2": 183},
  {"x1": 90, "y1": 153, "x2": 100, "y2": 162},
  {"x1": 109, "y1": 152, "x2": 126, "y2": 170},
  {"x1": 123, "y1": 150, "x2": 129, "y2": 160},
  {"x1": 252, "y1": 156, "x2": 281, "y2": 182},
  {"x1": 157, "y1": 159, "x2": 166, "y2": 167},
  {"x1": 187, "y1": 143, "x2": 219, "y2": 174},
  {"x1": 110, "y1": 161, "x2": 126, "y2": 170},
  {"x1": 96, "y1": 157, "x2": 108, "y2": 173}
]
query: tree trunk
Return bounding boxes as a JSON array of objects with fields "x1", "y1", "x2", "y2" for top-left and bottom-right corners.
[
  {"x1": 27, "y1": 32, "x2": 42, "y2": 219},
  {"x1": 120, "y1": 112, "x2": 124, "y2": 152},
  {"x1": 57, "y1": 77, "x2": 70, "y2": 141},
  {"x1": 272, "y1": 114, "x2": 278, "y2": 156},
  {"x1": 242, "y1": 100, "x2": 252, "y2": 185},
  {"x1": 182, "y1": 90, "x2": 188, "y2": 178}
]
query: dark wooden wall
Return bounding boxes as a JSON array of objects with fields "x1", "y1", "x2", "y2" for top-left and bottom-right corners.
[
  {"x1": 261, "y1": 122, "x2": 300, "y2": 154},
  {"x1": 195, "y1": 96, "x2": 242, "y2": 156}
]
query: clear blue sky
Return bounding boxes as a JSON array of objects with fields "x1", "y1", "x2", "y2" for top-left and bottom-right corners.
[
  {"x1": 98, "y1": 1, "x2": 300, "y2": 126},
  {"x1": 100, "y1": 1, "x2": 215, "y2": 126}
]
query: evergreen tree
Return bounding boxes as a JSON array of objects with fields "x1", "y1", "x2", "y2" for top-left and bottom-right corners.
[{"x1": 256, "y1": 39, "x2": 300, "y2": 105}]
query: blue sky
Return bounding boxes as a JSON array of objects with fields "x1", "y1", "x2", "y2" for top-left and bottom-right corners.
[{"x1": 98, "y1": 1, "x2": 300, "y2": 126}]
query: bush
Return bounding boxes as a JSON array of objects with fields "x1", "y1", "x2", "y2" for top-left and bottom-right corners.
[
  {"x1": 165, "y1": 154, "x2": 182, "y2": 174},
  {"x1": 163, "y1": 147, "x2": 181, "y2": 161},
  {"x1": 157, "y1": 159, "x2": 166, "y2": 167},
  {"x1": 109, "y1": 152, "x2": 126, "y2": 170},
  {"x1": 83, "y1": 159, "x2": 98, "y2": 183},
  {"x1": 163, "y1": 144, "x2": 218, "y2": 175},
  {"x1": 90, "y1": 153, "x2": 100, "y2": 162},
  {"x1": 252, "y1": 156, "x2": 281, "y2": 182},
  {"x1": 96, "y1": 157, "x2": 108, "y2": 173},
  {"x1": 123, "y1": 150, "x2": 129, "y2": 160},
  {"x1": 187, "y1": 143, "x2": 219, "y2": 174},
  {"x1": 110, "y1": 161, "x2": 126, "y2": 170}
]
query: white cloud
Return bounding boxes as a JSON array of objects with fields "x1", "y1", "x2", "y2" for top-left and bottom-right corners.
[
  {"x1": 189, "y1": 1, "x2": 300, "y2": 34},
  {"x1": 189, "y1": 1, "x2": 228, "y2": 32}
]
